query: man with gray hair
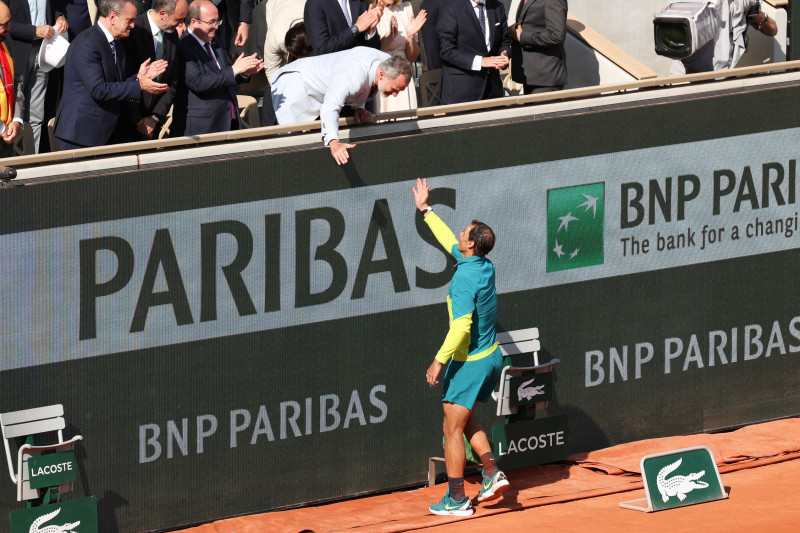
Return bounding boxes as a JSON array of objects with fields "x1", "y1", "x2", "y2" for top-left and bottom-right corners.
[
  {"x1": 271, "y1": 46, "x2": 412, "y2": 165},
  {"x1": 53, "y1": 0, "x2": 168, "y2": 149}
]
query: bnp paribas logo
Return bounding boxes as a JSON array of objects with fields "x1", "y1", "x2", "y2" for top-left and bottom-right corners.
[{"x1": 546, "y1": 183, "x2": 605, "y2": 272}]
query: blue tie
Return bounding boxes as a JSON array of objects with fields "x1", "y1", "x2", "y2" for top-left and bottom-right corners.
[
  {"x1": 110, "y1": 40, "x2": 123, "y2": 79},
  {"x1": 477, "y1": 2, "x2": 486, "y2": 41}
]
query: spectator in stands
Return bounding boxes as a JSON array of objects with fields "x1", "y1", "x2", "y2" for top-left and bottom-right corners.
[
  {"x1": 261, "y1": 21, "x2": 313, "y2": 126},
  {"x1": 263, "y1": 0, "x2": 305, "y2": 84},
  {"x1": 418, "y1": 0, "x2": 440, "y2": 70},
  {"x1": 187, "y1": 0, "x2": 252, "y2": 52},
  {"x1": 52, "y1": 0, "x2": 168, "y2": 150},
  {"x1": 508, "y1": 0, "x2": 567, "y2": 94},
  {"x1": 52, "y1": 0, "x2": 91, "y2": 41},
  {"x1": 437, "y1": 0, "x2": 510, "y2": 104},
  {"x1": 304, "y1": 0, "x2": 382, "y2": 55},
  {"x1": 671, "y1": 0, "x2": 777, "y2": 74},
  {"x1": 270, "y1": 48, "x2": 411, "y2": 165},
  {"x1": 284, "y1": 21, "x2": 313, "y2": 62},
  {"x1": 0, "y1": 1, "x2": 24, "y2": 156},
  {"x1": 4, "y1": 0, "x2": 67, "y2": 153},
  {"x1": 171, "y1": 0, "x2": 262, "y2": 137},
  {"x1": 119, "y1": 0, "x2": 187, "y2": 140},
  {"x1": 373, "y1": 0, "x2": 425, "y2": 112}
]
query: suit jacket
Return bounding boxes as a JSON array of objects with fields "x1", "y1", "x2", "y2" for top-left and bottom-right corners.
[
  {"x1": 419, "y1": 0, "x2": 441, "y2": 70},
  {"x1": 438, "y1": 0, "x2": 510, "y2": 104},
  {"x1": 511, "y1": 0, "x2": 566, "y2": 87},
  {"x1": 53, "y1": 24, "x2": 141, "y2": 147},
  {"x1": 119, "y1": 11, "x2": 179, "y2": 137},
  {"x1": 51, "y1": 0, "x2": 93, "y2": 41},
  {"x1": 171, "y1": 32, "x2": 243, "y2": 137},
  {"x1": 303, "y1": 0, "x2": 380, "y2": 55},
  {"x1": 3, "y1": 0, "x2": 63, "y2": 74}
]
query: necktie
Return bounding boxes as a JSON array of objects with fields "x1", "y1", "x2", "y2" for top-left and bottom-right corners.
[
  {"x1": 155, "y1": 30, "x2": 164, "y2": 61},
  {"x1": 204, "y1": 42, "x2": 237, "y2": 120},
  {"x1": 110, "y1": 40, "x2": 123, "y2": 79},
  {"x1": 204, "y1": 42, "x2": 220, "y2": 68},
  {"x1": 477, "y1": 2, "x2": 487, "y2": 41},
  {"x1": 341, "y1": 0, "x2": 352, "y2": 26}
]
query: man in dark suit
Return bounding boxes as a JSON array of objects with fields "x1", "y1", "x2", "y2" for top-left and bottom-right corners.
[
  {"x1": 119, "y1": 0, "x2": 187, "y2": 140},
  {"x1": 509, "y1": 0, "x2": 566, "y2": 94},
  {"x1": 419, "y1": 0, "x2": 441, "y2": 70},
  {"x1": 3, "y1": 0, "x2": 67, "y2": 152},
  {"x1": 171, "y1": 0, "x2": 261, "y2": 137},
  {"x1": 188, "y1": 0, "x2": 253, "y2": 52},
  {"x1": 52, "y1": 0, "x2": 168, "y2": 149},
  {"x1": 303, "y1": 0, "x2": 382, "y2": 55},
  {"x1": 438, "y1": 0, "x2": 511, "y2": 104}
]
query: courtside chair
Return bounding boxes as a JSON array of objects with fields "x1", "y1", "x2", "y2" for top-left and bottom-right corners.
[
  {"x1": 0, "y1": 404, "x2": 82, "y2": 501},
  {"x1": 494, "y1": 327, "x2": 560, "y2": 417}
]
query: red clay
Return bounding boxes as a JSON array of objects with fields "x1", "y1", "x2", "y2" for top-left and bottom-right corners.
[{"x1": 173, "y1": 418, "x2": 800, "y2": 533}]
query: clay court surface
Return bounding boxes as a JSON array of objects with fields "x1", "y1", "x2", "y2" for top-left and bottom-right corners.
[{"x1": 175, "y1": 418, "x2": 800, "y2": 533}]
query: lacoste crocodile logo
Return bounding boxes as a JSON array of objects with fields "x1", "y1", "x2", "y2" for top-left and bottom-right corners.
[
  {"x1": 517, "y1": 378, "x2": 545, "y2": 402},
  {"x1": 29, "y1": 508, "x2": 81, "y2": 533},
  {"x1": 656, "y1": 457, "x2": 709, "y2": 502}
]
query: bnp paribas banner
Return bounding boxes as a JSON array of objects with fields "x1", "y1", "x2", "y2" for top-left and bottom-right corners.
[{"x1": 2, "y1": 130, "x2": 800, "y2": 369}]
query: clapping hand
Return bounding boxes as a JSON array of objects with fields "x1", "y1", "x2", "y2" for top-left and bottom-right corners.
[
  {"x1": 137, "y1": 58, "x2": 169, "y2": 94},
  {"x1": 232, "y1": 53, "x2": 264, "y2": 76},
  {"x1": 406, "y1": 9, "x2": 427, "y2": 38}
]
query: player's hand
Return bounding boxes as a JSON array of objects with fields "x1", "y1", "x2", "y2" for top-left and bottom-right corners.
[
  {"x1": 412, "y1": 177, "x2": 430, "y2": 210},
  {"x1": 426, "y1": 360, "x2": 443, "y2": 387}
]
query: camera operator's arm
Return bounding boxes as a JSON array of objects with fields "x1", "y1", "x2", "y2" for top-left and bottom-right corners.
[{"x1": 752, "y1": 10, "x2": 778, "y2": 37}]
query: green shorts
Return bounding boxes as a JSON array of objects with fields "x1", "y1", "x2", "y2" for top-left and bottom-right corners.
[{"x1": 441, "y1": 349, "x2": 503, "y2": 409}]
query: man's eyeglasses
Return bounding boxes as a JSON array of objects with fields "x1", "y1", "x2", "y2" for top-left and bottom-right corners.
[
  {"x1": 0, "y1": 22, "x2": 11, "y2": 30},
  {"x1": 197, "y1": 18, "x2": 223, "y2": 28}
]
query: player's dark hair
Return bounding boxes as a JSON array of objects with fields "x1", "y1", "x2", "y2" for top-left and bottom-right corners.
[{"x1": 469, "y1": 220, "x2": 495, "y2": 256}]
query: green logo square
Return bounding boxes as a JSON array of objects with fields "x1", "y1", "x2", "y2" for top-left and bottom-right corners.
[
  {"x1": 10, "y1": 496, "x2": 98, "y2": 533},
  {"x1": 546, "y1": 183, "x2": 605, "y2": 272}
]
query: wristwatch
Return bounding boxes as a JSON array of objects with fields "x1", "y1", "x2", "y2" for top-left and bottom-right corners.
[
  {"x1": 420, "y1": 206, "x2": 433, "y2": 215},
  {"x1": 757, "y1": 12, "x2": 769, "y2": 30},
  {"x1": 350, "y1": 24, "x2": 359, "y2": 36}
]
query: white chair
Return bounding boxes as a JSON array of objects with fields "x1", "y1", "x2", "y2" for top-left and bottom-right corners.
[
  {"x1": 0, "y1": 404, "x2": 82, "y2": 501},
  {"x1": 493, "y1": 328, "x2": 560, "y2": 417}
]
